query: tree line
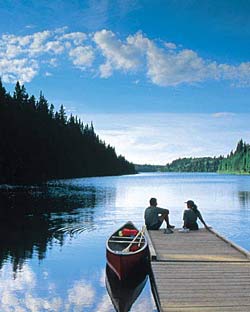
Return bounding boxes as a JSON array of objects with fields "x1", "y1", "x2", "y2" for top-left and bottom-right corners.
[
  {"x1": 136, "y1": 140, "x2": 250, "y2": 174},
  {"x1": 0, "y1": 80, "x2": 136, "y2": 184},
  {"x1": 134, "y1": 164, "x2": 165, "y2": 172},
  {"x1": 163, "y1": 156, "x2": 223, "y2": 172},
  {"x1": 164, "y1": 140, "x2": 250, "y2": 174},
  {"x1": 218, "y1": 139, "x2": 250, "y2": 174}
]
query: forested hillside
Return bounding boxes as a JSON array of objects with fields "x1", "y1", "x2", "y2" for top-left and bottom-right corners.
[
  {"x1": 0, "y1": 80, "x2": 135, "y2": 184},
  {"x1": 134, "y1": 164, "x2": 165, "y2": 172},
  {"x1": 164, "y1": 156, "x2": 223, "y2": 172},
  {"x1": 163, "y1": 140, "x2": 250, "y2": 174},
  {"x1": 218, "y1": 139, "x2": 250, "y2": 174}
]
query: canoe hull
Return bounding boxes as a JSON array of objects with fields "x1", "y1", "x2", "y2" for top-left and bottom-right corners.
[
  {"x1": 107, "y1": 245, "x2": 149, "y2": 280},
  {"x1": 106, "y1": 221, "x2": 149, "y2": 280}
]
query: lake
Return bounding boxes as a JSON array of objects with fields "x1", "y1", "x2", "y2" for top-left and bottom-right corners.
[{"x1": 0, "y1": 172, "x2": 250, "y2": 311}]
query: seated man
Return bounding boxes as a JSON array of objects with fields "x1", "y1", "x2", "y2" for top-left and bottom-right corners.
[{"x1": 144, "y1": 197, "x2": 175, "y2": 232}]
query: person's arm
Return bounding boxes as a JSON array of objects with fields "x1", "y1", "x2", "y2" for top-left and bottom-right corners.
[
  {"x1": 183, "y1": 210, "x2": 188, "y2": 228},
  {"x1": 197, "y1": 210, "x2": 209, "y2": 228},
  {"x1": 156, "y1": 207, "x2": 169, "y2": 215}
]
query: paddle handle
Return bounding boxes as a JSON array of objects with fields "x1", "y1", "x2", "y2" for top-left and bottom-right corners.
[
  {"x1": 122, "y1": 227, "x2": 145, "y2": 252},
  {"x1": 138, "y1": 226, "x2": 146, "y2": 247}
]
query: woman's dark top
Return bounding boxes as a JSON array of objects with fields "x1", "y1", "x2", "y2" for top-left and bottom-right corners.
[{"x1": 183, "y1": 208, "x2": 203, "y2": 230}]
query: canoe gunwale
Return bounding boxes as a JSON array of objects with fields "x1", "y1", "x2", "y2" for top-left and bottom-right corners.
[{"x1": 106, "y1": 221, "x2": 148, "y2": 256}]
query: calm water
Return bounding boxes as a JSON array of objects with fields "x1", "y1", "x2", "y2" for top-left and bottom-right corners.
[{"x1": 0, "y1": 172, "x2": 250, "y2": 311}]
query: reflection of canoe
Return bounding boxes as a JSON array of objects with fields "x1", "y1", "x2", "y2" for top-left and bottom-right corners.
[
  {"x1": 106, "y1": 221, "x2": 149, "y2": 280},
  {"x1": 105, "y1": 263, "x2": 148, "y2": 312}
]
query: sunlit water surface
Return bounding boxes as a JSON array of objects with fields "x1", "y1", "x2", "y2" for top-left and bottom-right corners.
[{"x1": 0, "y1": 172, "x2": 250, "y2": 311}]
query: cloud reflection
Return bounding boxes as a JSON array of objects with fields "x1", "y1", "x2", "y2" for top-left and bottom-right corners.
[
  {"x1": 95, "y1": 293, "x2": 113, "y2": 312},
  {"x1": 0, "y1": 262, "x2": 156, "y2": 311},
  {"x1": 0, "y1": 264, "x2": 97, "y2": 312},
  {"x1": 67, "y1": 280, "x2": 95, "y2": 311}
]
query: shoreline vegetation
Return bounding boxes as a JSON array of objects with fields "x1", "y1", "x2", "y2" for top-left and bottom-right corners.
[
  {"x1": 135, "y1": 139, "x2": 250, "y2": 175},
  {"x1": 1, "y1": 80, "x2": 249, "y2": 184},
  {"x1": 0, "y1": 80, "x2": 136, "y2": 184}
]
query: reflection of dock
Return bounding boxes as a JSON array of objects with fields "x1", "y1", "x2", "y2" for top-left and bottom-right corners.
[{"x1": 146, "y1": 228, "x2": 250, "y2": 312}]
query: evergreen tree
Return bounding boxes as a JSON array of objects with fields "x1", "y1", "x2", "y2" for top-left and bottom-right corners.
[
  {"x1": 0, "y1": 81, "x2": 136, "y2": 184},
  {"x1": 218, "y1": 140, "x2": 250, "y2": 174},
  {"x1": 0, "y1": 78, "x2": 6, "y2": 103},
  {"x1": 59, "y1": 105, "x2": 67, "y2": 124},
  {"x1": 37, "y1": 92, "x2": 49, "y2": 114}
]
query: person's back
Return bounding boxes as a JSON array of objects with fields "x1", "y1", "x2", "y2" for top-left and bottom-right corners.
[
  {"x1": 144, "y1": 205, "x2": 164, "y2": 230},
  {"x1": 144, "y1": 197, "x2": 174, "y2": 231},
  {"x1": 183, "y1": 200, "x2": 208, "y2": 230},
  {"x1": 183, "y1": 208, "x2": 199, "y2": 230}
]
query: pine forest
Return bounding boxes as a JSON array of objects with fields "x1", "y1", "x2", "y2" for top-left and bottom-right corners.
[{"x1": 0, "y1": 80, "x2": 136, "y2": 184}]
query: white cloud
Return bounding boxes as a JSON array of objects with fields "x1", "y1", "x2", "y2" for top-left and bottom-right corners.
[
  {"x1": 93, "y1": 29, "x2": 141, "y2": 77},
  {"x1": 0, "y1": 58, "x2": 38, "y2": 83},
  {"x1": 58, "y1": 32, "x2": 87, "y2": 45},
  {"x1": 146, "y1": 46, "x2": 217, "y2": 86},
  {"x1": 165, "y1": 42, "x2": 177, "y2": 49},
  {"x1": 0, "y1": 28, "x2": 93, "y2": 83},
  {"x1": 93, "y1": 30, "x2": 250, "y2": 87},
  {"x1": 99, "y1": 61, "x2": 113, "y2": 78},
  {"x1": 212, "y1": 112, "x2": 236, "y2": 118},
  {"x1": 1, "y1": 28, "x2": 250, "y2": 87},
  {"x1": 69, "y1": 46, "x2": 94, "y2": 69},
  {"x1": 219, "y1": 62, "x2": 250, "y2": 87},
  {"x1": 44, "y1": 40, "x2": 65, "y2": 54}
]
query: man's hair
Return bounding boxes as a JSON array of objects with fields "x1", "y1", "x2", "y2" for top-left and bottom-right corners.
[{"x1": 150, "y1": 198, "x2": 157, "y2": 206}]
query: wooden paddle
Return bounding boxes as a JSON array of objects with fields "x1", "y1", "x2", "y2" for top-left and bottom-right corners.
[
  {"x1": 138, "y1": 226, "x2": 146, "y2": 247},
  {"x1": 122, "y1": 227, "x2": 145, "y2": 253}
]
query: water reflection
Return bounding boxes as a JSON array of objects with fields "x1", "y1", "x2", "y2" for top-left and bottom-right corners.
[
  {"x1": 0, "y1": 183, "x2": 100, "y2": 215},
  {"x1": 0, "y1": 214, "x2": 55, "y2": 273},
  {"x1": 105, "y1": 263, "x2": 148, "y2": 312},
  {"x1": 1, "y1": 173, "x2": 250, "y2": 311},
  {"x1": 0, "y1": 183, "x2": 103, "y2": 273},
  {"x1": 0, "y1": 261, "x2": 155, "y2": 312},
  {"x1": 0, "y1": 263, "x2": 109, "y2": 311},
  {"x1": 238, "y1": 191, "x2": 250, "y2": 208}
]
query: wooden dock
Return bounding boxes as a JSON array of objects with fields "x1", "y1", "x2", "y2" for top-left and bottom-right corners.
[{"x1": 146, "y1": 228, "x2": 250, "y2": 312}]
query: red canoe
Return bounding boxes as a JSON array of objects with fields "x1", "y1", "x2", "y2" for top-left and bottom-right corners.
[{"x1": 106, "y1": 221, "x2": 149, "y2": 280}]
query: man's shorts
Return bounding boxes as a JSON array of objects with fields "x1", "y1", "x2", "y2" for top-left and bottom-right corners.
[{"x1": 147, "y1": 219, "x2": 163, "y2": 230}]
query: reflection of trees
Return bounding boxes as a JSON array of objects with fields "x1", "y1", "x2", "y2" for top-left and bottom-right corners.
[
  {"x1": 0, "y1": 215, "x2": 57, "y2": 272},
  {"x1": 0, "y1": 184, "x2": 99, "y2": 273},
  {"x1": 238, "y1": 191, "x2": 250, "y2": 208}
]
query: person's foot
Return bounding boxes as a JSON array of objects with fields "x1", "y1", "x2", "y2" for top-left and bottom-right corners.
[
  {"x1": 167, "y1": 225, "x2": 175, "y2": 229},
  {"x1": 178, "y1": 228, "x2": 190, "y2": 233},
  {"x1": 164, "y1": 228, "x2": 173, "y2": 234}
]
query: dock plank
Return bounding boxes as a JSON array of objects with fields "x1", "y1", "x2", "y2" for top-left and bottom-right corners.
[
  {"x1": 149, "y1": 228, "x2": 249, "y2": 262},
  {"x1": 148, "y1": 228, "x2": 250, "y2": 312}
]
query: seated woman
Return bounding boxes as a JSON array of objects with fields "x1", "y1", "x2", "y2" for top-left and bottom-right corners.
[{"x1": 183, "y1": 200, "x2": 208, "y2": 230}]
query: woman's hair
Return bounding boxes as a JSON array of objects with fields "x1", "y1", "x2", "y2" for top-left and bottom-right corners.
[
  {"x1": 186, "y1": 200, "x2": 198, "y2": 213},
  {"x1": 191, "y1": 203, "x2": 198, "y2": 213}
]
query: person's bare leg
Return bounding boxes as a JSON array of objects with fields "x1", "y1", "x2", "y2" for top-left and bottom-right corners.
[{"x1": 160, "y1": 212, "x2": 175, "y2": 229}]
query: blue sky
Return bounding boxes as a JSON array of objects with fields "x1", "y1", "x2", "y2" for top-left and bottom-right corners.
[{"x1": 1, "y1": 0, "x2": 250, "y2": 164}]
